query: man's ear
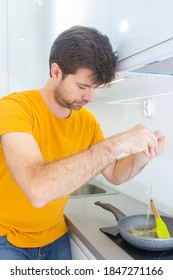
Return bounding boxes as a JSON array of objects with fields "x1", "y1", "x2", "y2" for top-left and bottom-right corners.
[{"x1": 50, "y1": 63, "x2": 63, "y2": 80}]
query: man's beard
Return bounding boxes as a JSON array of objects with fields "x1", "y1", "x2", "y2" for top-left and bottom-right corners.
[{"x1": 54, "y1": 82, "x2": 88, "y2": 110}]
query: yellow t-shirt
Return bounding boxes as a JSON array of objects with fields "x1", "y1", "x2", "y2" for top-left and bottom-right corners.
[{"x1": 0, "y1": 89, "x2": 104, "y2": 247}]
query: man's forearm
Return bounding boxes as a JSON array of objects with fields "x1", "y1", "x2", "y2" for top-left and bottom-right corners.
[
  {"x1": 29, "y1": 136, "x2": 121, "y2": 207},
  {"x1": 106, "y1": 152, "x2": 150, "y2": 185}
]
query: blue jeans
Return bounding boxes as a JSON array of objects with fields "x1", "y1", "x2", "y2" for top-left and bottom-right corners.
[{"x1": 0, "y1": 233, "x2": 72, "y2": 260}]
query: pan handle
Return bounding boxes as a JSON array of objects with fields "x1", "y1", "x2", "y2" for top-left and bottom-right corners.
[{"x1": 95, "y1": 201, "x2": 126, "y2": 221}]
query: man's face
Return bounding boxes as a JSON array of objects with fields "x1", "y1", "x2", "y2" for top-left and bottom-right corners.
[{"x1": 54, "y1": 69, "x2": 96, "y2": 110}]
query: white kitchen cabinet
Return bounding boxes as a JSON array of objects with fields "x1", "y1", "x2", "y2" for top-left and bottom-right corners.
[
  {"x1": 69, "y1": 231, "x2": 96, "y2": 260},
  {"x1": 46, "y1": 0, "x2": 113, "y2": 48},
  {"x1": 0, "y1": 0, "x2": 8, "y2": 94},
  {"x1": 70, "y1": 238, "x2": 88, "y2": 260},
  {"x1": 46, "y1": 0, "x2": 173, "y2": 62},
  {"x1": 0, "y1": 0, "x2": 44, "y2": 96},
  {"x1": 7, "y1": 0, "x2": 44, "y2": 92},
  {"x1": 2, "y1": 0, "x2": 173, "y2": 97},
  {"x1": 111, "y1": 0, "x2": 173, "y2": 60},
  {"x1": 0, "y1": 0, "x2": 113, "y2": 96}
]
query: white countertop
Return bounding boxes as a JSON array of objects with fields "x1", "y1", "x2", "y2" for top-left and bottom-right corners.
[{"x1": 65, "y1": 187, "x2": 148, "y2": 260}]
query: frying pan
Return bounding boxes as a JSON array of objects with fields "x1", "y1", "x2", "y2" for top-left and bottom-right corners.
[{"x1": 95, "y1": 201, "x2": 173, "y2": 251}]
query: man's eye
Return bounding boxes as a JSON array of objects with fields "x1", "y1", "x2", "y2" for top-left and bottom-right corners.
[{"x1": 79, "y1": 86, "x2": 86, "y2": 90}]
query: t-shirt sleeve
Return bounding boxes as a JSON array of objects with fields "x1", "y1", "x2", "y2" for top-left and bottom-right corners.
[
  {"x1": 91, "y1": 121, "x2": 104, "y2": 145},
  {"x1": 86, "y1": 109, "x2": 104, "y2": 146},
  {"x1": 0, "y1": 97, "x2": 33, "y2": 136}
]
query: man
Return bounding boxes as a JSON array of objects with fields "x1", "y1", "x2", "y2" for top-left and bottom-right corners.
[{"x1": 0, "y1": 26, "x2": 165, "y2": 260}]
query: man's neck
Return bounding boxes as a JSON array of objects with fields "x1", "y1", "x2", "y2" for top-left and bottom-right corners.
[{"x1": 39, "y1": 80, "x2": 71, "y2": 119}]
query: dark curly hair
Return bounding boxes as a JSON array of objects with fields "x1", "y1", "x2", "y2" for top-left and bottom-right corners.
[{"x1": 49, "y1": 25, "x2": 118, "y2": 86}]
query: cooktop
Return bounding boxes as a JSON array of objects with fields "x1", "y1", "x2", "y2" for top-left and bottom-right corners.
[{"x1": 100, "y1": 226, "x2": 173, "y2": 260}]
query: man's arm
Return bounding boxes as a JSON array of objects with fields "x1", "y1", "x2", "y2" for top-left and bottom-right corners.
[
  {"x1": 102, "y1": 130, "x2": 165, "y2": 184},
  {"x1": 1, "y1": 124, "x2": 162, "y2": 208}
]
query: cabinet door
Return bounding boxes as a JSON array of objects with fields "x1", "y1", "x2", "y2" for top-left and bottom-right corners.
[
  {"x1": 1, "y1": 0, "x2": 44, "y2": 95},
  {"x1": 46, "y1": 0, "x2": 113, "y2": 47},
  {"x1": 111, "y1": 0, "x2": 173, "y2": 60},
  {"x1": 0, "y1": 0, "x2": 8, "y2": 95},
  {"x1": 70, "y1": 238, "x2": 89, "y2": 260},
  {"x1": 69, "y1": 232, "x2": 96, "y2": 260}
]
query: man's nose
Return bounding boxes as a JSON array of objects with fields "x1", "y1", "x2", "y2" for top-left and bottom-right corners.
[{"x1": 83, "y1": 88, "x2": 94, "y2": 102}]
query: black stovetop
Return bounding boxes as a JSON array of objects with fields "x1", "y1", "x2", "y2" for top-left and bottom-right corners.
[{"x1": 100, "y1": 226, "x2": 173, "y2": 260}]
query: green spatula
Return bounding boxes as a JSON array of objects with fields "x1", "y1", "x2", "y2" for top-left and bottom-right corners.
[{"x1": 150, "y1": 199, "x2": 170, "y2": 238}]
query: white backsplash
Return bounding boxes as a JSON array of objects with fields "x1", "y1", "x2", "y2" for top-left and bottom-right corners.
[{"x1": 87, "y1": 85, "x2": 173, "y2": 216}]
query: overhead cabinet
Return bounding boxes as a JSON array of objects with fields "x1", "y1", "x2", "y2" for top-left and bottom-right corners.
[
  {"x1": 111, "y1": 0, "x2": 173, "y2": 60},
  {"x1": 1, "y1": 0, "x2": 173, "y2": 96},
  {"x1": 0, "y1": 0, "x2": 44, "y2": 96}
]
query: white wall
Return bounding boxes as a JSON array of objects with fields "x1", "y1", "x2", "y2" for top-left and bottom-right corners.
[{"x1": 87, "y1": 77, "x2": 173, "y2": 216}]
